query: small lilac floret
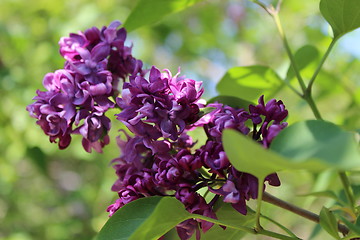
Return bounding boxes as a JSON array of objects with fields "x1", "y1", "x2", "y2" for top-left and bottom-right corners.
[
  {"x1": 249, "y1": 95, "x2": 288, "y2": 147},
  {"x1": 197, "y1": 141, "x2": 229, "y2": 177},
  {"x1": 106, "y1": 186, "x2": 143, "y2": 217},
  {"x1": 116, "y1": 66, "x2": 204, "y2": 141},
  {"x1": 175, "y1": 186, "x2": 217, "y2": 234}
]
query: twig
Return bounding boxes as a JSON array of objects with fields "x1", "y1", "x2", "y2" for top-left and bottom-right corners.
[{"x1": 262, "y1": 192, "x2": 349, "y2": 236}]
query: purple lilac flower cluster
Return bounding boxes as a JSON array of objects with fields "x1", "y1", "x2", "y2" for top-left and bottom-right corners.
[
  {"x1": 27, "y1": 22, "x2": 289, "y2": 240},
  {"x1": 26, "y1": 21, "x2": 143, "y2": 152},
  {"x1": 108, "y1": 64, "x2": 288, "y2": 239}
]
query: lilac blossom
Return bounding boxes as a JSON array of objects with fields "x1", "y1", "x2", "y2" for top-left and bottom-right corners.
[
  {"x1": 28, "y1": 20, "x2": 290, "y2": 240},
  {"x1": 110, "y1": 133, "x2": 168, "y2": 196},
  {"x1": 191, "y1": 96, "x2": 286, "y2": 215},
  {"x1": 176, "y1": 219, "x2": 201, "y2": 240},
  {"x1": 116, "y1": 66, "x2": 204, "y2": 141},
  {"x1": 175, "y1": 186, "x2": 217, "y2": 238},
  {"x1": 27, "y1": 67, "x2": 113, "y2": 153},
  {"x1": 108, "y1": 95, "x2": 287, "y2": 240},
  {"x1": 77, "y1": 113, "x2": 111, "y2": 153},
  {"x1": 60, "y1": 20, "x2": 143, "y2": 84},
  {"x1": 59, "y1": 32, "x2": 88, "y2": 62},
  {"x1": 26, "y1": 89, "x2": 74, "y2": 149},
  {"x1": 106, "y1": 186, "x2": 144, "y2": 217},
  {"x1": 154, "y1": 154, "x2": 200, "y2": 189},
  {"x1": 203, "y1": 103, "x2": 250, "y2": 141},
  {"x1": 248, "y1": 95, "x2": 288, "y2": 147},
  {"x1": 177, "y1": 149, "x2": 202, "y2": 172},
  {"x1": 196, "y1": 141, "x2": 229, "y2": 177},
  {"x1": 28, "y1": 21, "x2": 144, "y2": 152},
  {"x1": 109, "y1": 131, "x2": 217, "y2": 240},
  {"x1": 210, "y1": 167, "x2": 280, "y2": 215}
]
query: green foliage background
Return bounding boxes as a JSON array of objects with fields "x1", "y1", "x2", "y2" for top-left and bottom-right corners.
[{"x1": 0, "y1": 0, "x2": 359, "y2": 239}]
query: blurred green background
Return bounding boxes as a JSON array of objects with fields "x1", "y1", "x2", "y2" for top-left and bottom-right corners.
[{"x1": 0, "y1": 0, "x2": 359, "y2": 239}]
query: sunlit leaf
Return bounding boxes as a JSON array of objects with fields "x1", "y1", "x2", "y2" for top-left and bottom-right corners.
[
  {"x1": 320, "y1": 0, "x2": 360, "y2": 38},
  {"x1": 97, "y1": 196, "x2": 190, "y2": 240},
  {"x1": 201, "y1": 203, "x2": 254, "y2": 240},
  {"x1": 270, "y1": 120, "x2": 360, "y2": 170},
  {"x1": 200, "y1": 225, "x2": 246, "y2": 240},
  {"x1": 215, "y1": 203, "x2": 255, "y2": 227},
  {"x1": 124, "y1": 0, "x2": 204, "y2": 32},
  {"x1": 97, "y1": 196, "x2": 259, "y2": 240},
  {"x1": 319, "y1": 207, "x2": 340, "y2": 239},
  {"x1": 222, "y1": 128, "x2": 328, "y2": 180},
  {"x1": 216, "y1": 66, "x2": 283, "y2": 102},
  {"x1": 223, "y1": 121, "x2": 360, "y2": 180},
  {"x1": 286, "y1": 45, "x2": 319, "y2": 81},
  {"x1": 207, "y1": 95, "x2": 255, "y2": 110},
  {"x1": 222, "y1": 129, "x2": 297, "y2": 180}
]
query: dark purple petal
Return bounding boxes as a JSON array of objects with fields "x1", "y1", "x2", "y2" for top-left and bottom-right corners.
[
  {"x1": 91, "y1": 42, "x2": 110, "y2": 62},
  {"x1": 176, "y1": 219, "x2": 200, "y2": 240}
]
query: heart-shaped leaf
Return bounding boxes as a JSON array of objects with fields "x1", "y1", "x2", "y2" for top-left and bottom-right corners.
[
  {"x1": 216, "y1": 66, "x2": 283, "y2": 103},
  {"x1": 320, "y1": 0, "x2": 360, "y2": 38},
  {"x1": 222, "y1": 120, "x2": 360, "y2": 181},
  {"x1": 124, "y1": 0, "x2": 204, "y2": 32},
  {"x1": 97, "y1": 196, "x2": 190, "y2": 240},
  {"x1": 222, "y1": 129, "x2": 303, "y2": 181},
  {"x1": 201, "y1": 203, "x2": 255, "y2": 240},
  {"x1": 207, "y1": 95, "x2": 255, "y2": 110},
  {"x1": 97, "y1": 196, "x2": 256, "y2": 240},
  {"x1": 286, "y1": 45, "x2": 319, "y2": 81},
  {"x1": 270, "y1": 120, "x2": 360, "y2": 170}
]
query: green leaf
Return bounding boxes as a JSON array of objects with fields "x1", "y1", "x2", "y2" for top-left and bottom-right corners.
[
  {"x1": 97, "y1": 197, "x2": 254, "y2": 240},
  {"x1": 222, "y1": 129, "x2": 295, "y2": 180},
  {"x1": 222, "y1": 128, "x2": 329, "y2": 181},
  {"x1": 319, "y1": 207, "x2": 340, "y2": 239},
  {"x1": 97, "y1": 196, "x2": 191, "y2": 240},
  {"x1": 216, "y1": 66, "x2": 283, "y2": 102},
  {"x1": 270, "y1": 120, "x2": 360, "y2": 170},
  {"x1": 201, "y1": 225, "x2": 247, "y2": 240},
  {"x1": 286, "y1": 45, "x2": 319, "y2": 81},
  {"x1": 201, "y1": 203, "x2": 254, "y2": 240},
  {"x1": 215, "y1": 203, "x2": 255, "y2": 227},
  {"x1": 207, "y1": 95, "x2": 255, "y2": 110},
  {"x1": 320, "y1": 0, "x2": 360, "y2": 38},
  {"x1": 124, "y1": 0, "x2": 204, "y2": 32},
  {"x1": 222, "y1": 121, "x2": 360, "y2": 180}
]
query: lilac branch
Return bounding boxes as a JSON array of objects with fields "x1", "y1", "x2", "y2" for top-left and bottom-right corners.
[{"x1": 262, "y1": 192, "x2": 349, "y2": 236}]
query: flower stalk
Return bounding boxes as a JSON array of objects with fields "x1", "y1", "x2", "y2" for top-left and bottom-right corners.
[{"x1": 339, "y1": 171, "x2": 356, "y2": 213}]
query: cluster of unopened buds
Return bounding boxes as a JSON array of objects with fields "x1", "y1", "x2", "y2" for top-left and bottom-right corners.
[{"x1": 27, "y1": 21, "x2": 288, "y2": 240}]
